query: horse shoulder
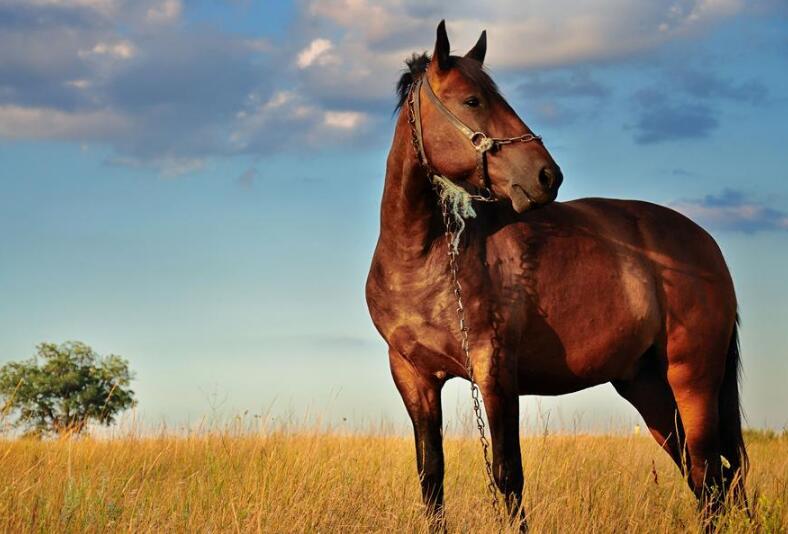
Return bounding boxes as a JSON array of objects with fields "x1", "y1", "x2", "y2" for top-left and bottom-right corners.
[{"x1": 365, "y1": 244, "x2": 462, "y2": 370}]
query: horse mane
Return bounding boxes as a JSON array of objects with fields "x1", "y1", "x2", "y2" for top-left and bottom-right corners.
[
  {"x1": 395, "y1": 53, "x2": 431, "y2": 112},
  {"x1": 394, "y1": 52, "x2": 501, "y2": 112}
]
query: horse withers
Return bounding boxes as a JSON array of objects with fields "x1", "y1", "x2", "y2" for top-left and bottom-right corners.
[{"x1": 366, "y1": 20, "x2": 747, "y2": 531}]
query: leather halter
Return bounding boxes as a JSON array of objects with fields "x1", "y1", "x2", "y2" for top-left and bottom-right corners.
[{"x1": 408, "y1": 75, "x2": 543, "y2": 202}]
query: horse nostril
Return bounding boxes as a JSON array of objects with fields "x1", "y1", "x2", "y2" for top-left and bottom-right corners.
[
  {"x1": 538, "y1": 167, "x2": 554, "y2": 190},
  {"x1": 553, "y1": 167, "x2": 563, "y2": 188},
  {"x1": 538, "y1": 166, "x2": 563, "y2": 191}
]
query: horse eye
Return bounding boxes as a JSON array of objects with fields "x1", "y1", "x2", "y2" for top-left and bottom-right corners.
[{"x1": 464, "y1": 96, "x2": 480, "y2": 108}]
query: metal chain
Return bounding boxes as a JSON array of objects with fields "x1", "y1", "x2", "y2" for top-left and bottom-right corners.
[
  {"x1": 408, "y1": 79, "x2": 503, "y2": 520},
  {"x1": 439, "y1": 199, "x2": 503, "y2": 520},
  {"x1": 492, "y1": 132, "x2": 541, "y2": 146}
]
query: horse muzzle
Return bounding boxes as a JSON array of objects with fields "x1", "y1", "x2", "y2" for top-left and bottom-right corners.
[{"x1": 509, "y1": 164, "x2": 563, "y2": 213}]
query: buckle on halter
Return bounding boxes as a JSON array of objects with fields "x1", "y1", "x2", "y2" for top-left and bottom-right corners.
[{"x1": 470, "y1": 132, "x2": 494, "y2": 153}]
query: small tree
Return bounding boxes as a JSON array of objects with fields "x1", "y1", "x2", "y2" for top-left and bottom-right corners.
[{"x1": 0, "y1": 341, "x2": 136, "y2": 436}]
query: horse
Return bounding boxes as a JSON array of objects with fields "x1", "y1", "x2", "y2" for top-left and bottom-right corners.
[{"x1": 365, "y1": 20, "x2": 747, "y2": 531}]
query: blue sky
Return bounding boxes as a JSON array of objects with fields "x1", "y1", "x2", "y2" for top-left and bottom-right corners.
[{"x1": 1, "y1": 0, "x2": 787, "y2": 432}]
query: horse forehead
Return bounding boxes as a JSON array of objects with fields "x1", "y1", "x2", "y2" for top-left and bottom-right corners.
[{"x1": 434, "y1": 68, "x2": 477, "y2": 94}]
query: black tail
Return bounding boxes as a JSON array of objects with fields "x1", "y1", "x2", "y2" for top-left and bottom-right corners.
[{"x1": 719, "y1": 315, "x2": 748, "y2": 501}]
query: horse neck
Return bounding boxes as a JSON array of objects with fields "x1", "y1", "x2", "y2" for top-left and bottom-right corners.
[{"x1": 377, "y1": 110, "x2": 438, "y2": 259}]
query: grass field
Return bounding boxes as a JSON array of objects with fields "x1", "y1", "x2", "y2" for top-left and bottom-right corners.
[{"x1": 0, "y1": 426, "x2": 785, "y2": 533}]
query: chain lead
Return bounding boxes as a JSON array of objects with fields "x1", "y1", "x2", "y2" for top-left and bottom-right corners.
[{"x1": 439, "y1": 199, "x2": 503, "y2": 521}]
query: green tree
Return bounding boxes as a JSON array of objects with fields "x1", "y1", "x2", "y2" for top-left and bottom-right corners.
[{"x1": 0, "y1": 341, "x2": 136, "y2": 436}]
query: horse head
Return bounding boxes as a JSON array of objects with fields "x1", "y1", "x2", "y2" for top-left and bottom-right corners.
[{"x1": 398, "y1": 21, "x2": 562, "y2": 213}]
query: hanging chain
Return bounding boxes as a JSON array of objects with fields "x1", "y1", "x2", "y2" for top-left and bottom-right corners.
[
  {"x1": 408, "y1": 79, "x2": 503, "y2": 520},
  {"x1": 440, "y1": 199, "x2": 503, "y2": 519}
]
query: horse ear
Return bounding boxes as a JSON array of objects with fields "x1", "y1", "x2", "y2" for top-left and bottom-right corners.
[
  {"x1": 465, "y1": 30, "x2": 486, "y2": 64},
  {"x1": 433, "y1": 20, "x2": 451, "y2": 71}
]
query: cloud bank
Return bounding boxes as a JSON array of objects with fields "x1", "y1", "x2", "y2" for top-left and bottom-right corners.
[
  {"x1": 629, "y1": 68, "x2": 768, "y2": 144},
  {"x1": 0, "y1": 0, "x2": 780, "y2": 172},
  {"x1": 670, "y1": 189, "x2": 788, "y2": 233}
]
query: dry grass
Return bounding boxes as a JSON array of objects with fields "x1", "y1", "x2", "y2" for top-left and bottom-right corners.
[{"x1": 0, "y1": 426, "x2": 785, "y2": 533}]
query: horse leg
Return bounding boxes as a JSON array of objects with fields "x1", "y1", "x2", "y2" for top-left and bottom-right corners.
[
  {"x1": 478, "y1": 375, "x2": 526, "y2": 530},
  {"x1": 666, "y1": 362, "x2": 725, "y2": 519},
  {"x1": 389, "y1": 348, "x2": 446, "y2": 530},
  {"x1": 612, "y1": 355, "x2": 686, "y2": 472}
]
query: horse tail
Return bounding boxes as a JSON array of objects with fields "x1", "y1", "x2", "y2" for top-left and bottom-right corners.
[{"x1": 719, "y1": 314, "x2": 748, "y2": 501}]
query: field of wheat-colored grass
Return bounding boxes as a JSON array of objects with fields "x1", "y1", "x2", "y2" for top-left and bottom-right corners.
[{"x1": 0, "y1": 425, "x2": 785, "y2": 533}]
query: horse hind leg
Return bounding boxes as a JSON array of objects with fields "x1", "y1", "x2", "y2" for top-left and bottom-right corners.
[
  {"x1": 716, "y1": 322, "x2": 749, "y2": 508},
  {"x1": 615, "y1": 344, "x2": 736, "y2": 530},
  {"x1": 612, "y1": 350, "x2": 687, "y2": 473},
  {"x1": 665, "y1": 348, "x2": 728, "y2": 517}
]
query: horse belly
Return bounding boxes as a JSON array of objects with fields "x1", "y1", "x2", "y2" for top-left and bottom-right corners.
[
  {"x1": 518, "y1": 322, "x2": 656, "y2": 395},
  {"x1": 515, "y1": 237, "x2": 661, "y2": 395}
]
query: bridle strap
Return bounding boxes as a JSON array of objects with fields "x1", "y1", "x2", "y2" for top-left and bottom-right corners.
[
  {"x1": 411, "y1": 77, "x2": 430, "y2": 171},
  {"x1": 423, "y1": 77, "x2": 542, "y2": 151},
  {"x1": 411, "y1": 77, "x2": 493, "y2": 199},
  {"x1": 408, "y1": 74, "x2": 543, "y2": 202},
  {"x1": 422, "y1": 78, "x2": 496, "y2": 194},
  {"x1": 422, "y1": 78, "x2": 484, "y2": 146}
]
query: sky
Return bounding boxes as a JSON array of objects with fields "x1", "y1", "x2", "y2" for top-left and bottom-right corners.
[{"x1": 1, "y1": 0, "x2": 787, "y2": 433}]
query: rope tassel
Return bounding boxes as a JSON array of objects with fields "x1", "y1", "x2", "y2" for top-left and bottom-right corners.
[{"x1": 432, "y1": 175, "x2": 477, "y2": 254}]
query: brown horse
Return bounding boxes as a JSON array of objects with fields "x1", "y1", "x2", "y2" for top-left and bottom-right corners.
[{"x1": 366, "y1": 21, "x2": 747, "y2": 530}]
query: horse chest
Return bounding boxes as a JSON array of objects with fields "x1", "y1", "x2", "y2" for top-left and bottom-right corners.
[{"x1": 366, "y1": 257, "x2": 494, "y2": 377}]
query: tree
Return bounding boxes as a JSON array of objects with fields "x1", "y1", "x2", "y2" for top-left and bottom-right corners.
[{"x1": 0, "y1": 341, "x2": 136, "y2": 436}]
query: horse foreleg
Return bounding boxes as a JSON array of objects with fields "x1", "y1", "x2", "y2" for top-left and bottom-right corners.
[
  {"x1": 389, "y1": 348, "x2": 446, "y2": 531},
  {"x1": 479, "y1": 374, "x2": 526, "y2": 531}
]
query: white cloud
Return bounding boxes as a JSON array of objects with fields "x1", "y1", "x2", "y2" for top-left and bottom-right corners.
[
  {"x1": 296, "y1": 38, "x2": 337, "y2": 69},
  {"x1": 229, "y1": 90, "x2": 371, "y2": 152},
  {"x1": 106, "y1": 155, "x2": 206, "y2": 177},
  {"x1": 0, "y1": 0, "x2": 760, "y2": 165},
  {"x1": 302, "y1": 1, "x2": 746, "y2": 70},
  {"x1": 324, "y1": 110, "x2": 365, "y2": 129},
  {"x1": 66, "y1": 79, "x2": 91, "y2": 89},
  {"x1": 264, "y1": 91, "x2": 295, "y2": 109},
  {"x1": 146, "y1": 0, "x2": 182, "y2": 24},
  {"x1": 0, "y1": 105, "x2": 128, "y2": 139},
  {"x1": 23, "y1": 0, "x2": 118, "y2": 16},
  {"x1": 308, "y1": 0, "x2": 392, "y2": 40},
  {"x1": 669, "y1": 190, "x2": 788, "y2": 233},
  {"x1": 80, "y1": 40, "x2": 136, "y2": 60},
  {"x1": 287, "y1": 0, "x2": 751, "y2": 120},
  {"x1": 685, "y1": 0, "x2": 744, "y2": 22}
]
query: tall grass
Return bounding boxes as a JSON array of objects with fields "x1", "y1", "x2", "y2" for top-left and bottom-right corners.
[{"x1": 0, "y1": 425, "x2": 785, "y2": 532}]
